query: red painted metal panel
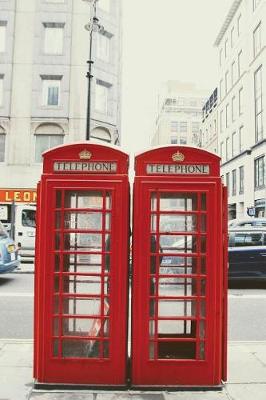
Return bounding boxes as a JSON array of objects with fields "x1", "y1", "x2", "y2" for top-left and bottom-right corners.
[
  {"x1": 132, "y1": 146, "x2": 226, "y2": 387},
  {"x1": 34, "y1": 144, "x2": 130, "y2": 386},
  {"x1": 222, "y1": 185, "x2": 228, "y2": 382}
]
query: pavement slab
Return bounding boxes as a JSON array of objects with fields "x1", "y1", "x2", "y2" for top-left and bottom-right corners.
[{"x1": 225, "y1": 383, "x2": 266, "y2": 400}]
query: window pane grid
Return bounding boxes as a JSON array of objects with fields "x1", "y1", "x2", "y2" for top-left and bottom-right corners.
[
  {"x1": 52, "y1": 189, "x2": 112, "y2": 359},
  {"x1": 149, "y1": 191, "x2": 207, "y2": 360}
]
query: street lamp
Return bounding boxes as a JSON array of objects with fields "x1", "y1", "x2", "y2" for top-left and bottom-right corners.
[{"x1": 82, "y1": 0, "x2": 104, "y2": 140}]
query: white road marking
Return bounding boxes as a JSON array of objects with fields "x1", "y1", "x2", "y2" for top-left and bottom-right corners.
[{"x1": 229, "y1": 294, "x2": 266, "y2": 299}]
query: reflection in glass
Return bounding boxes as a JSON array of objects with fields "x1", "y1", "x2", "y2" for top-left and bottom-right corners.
[
  {"x1": 63, "y1": 254, "x2": 102, "y2": 273},
  {"x1": 159, "y1": 193, "x2": 198, "y2": 211},
  {"x1": 64, "y1": 212, "x2": 102, "y2": 230},
  {"x1": 64, "y1": 191, "x2": 103, "y2": 209},
  {"x1": 160, "y1": 235, "x2": 196, "y2": 253},
  {"x1": 62, "y1": 275, "x2": 101, "y2": 295},
  {"x1": 201, "y1": 215, "x2": 207, "y2": 232},
  {"x1": 158, "y1": 320, "x2": 191, "y2": 334},
  {"x1": 63, "y1": 233, "x2": 102, "y2": 251},
  {"x1": 62, "y1": 317, "x2": 99, "y2": 336},
  {"x1": 105, "y1": 213, "x2": 111, "y2": 230},
  {"x1": 53, "y1": 318, "x2": 60, "y2": 336},
  {"x1": 151, "y1": 215, "x2": 157, "y2": 232},
  {"x1": 159, "y1": 214, "x2": 197, "y2": 232},
  {"x1": 199, "y1": 320, "x2": 205, "y2": 339},
  {"x1": 106, "y1": 192, "x2": 112, "y2": 210},
  {"x1": 149, "y1": 342, "x2": 155, "y2": 359},
  {"x1": 149, "y1": 320, "x2": 155, "y2": 337},
  {"x1": 62, "y1": 339, "x2": 99, "y2": 358},
  {"x1": 151, "y1": 194, "x2": 157, "y2": 211},
  {"x1": 149, "y1": 300, "x2": 155, "y2": 317},
  {"x1": 103, "y1": 341, "x2": 109, "y2": 358}
]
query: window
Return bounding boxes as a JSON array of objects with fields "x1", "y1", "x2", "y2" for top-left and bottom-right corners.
[
  {"x1": 219, "y1": 79, "x2": 223, "y2": 100},
  {"x1": 220, "y1": 110, "x2": 224, "y2": 133},
  {"x1": 97, "y1": 32, "x2": 111, "y2": 62},
  {"x1": 98, "y1": 0, "x2": 110, "y2": 12},
  {"x1": 239, "y1": 126, "x2": 244, "y2": 152},
  {"x1": 0, "y1": 22, "x2": 7, "y2": 53},
  {"x1": 253, "y1": 0, "x2": 262, "y2": 10},
  {"x1": 180, "y1": 136, "x2": 187, "y2": 144},
  {"x1": 232, "y1": 132, "x2": 237, "y2": 157},
  {"x1": 226, "y1": 137, "x2": 230, "y2": 160},
  {"x1": 255, "y1": 156, "x2": 265, "y2": 188},
  {"x1": 43, "y1": 23, "x2": 64, "y2": 55},
  {"x1": 219, "y1": 48, "x2": 223, "y2": 66},
  {"x1": 46, "y1": 0, "x2": 65, "y2": 3},
  {"x1": 170, "y1": 121, "x2": 178, "y2": 132},
  {"x1": 170, "y1": 136, "x2": 177, "y2": 144},
  {"x1": 192, "y1": 122, "x2": 199, "y2": 133},
  {"x1": 230, "y1": 232, "x2": 264, "y2": 247},
  {"x1": 95, "y1": 80, "x2": 110, "y2": 114},
  {"x1": 239, "y1": 166, "x2": 244, "y2": 194},
  {"x1": 225, "y1": 39, "x2": 228, "y2": 58},
  {"x1": 232, "y1": 96, "x2": 236, "y2": 122},
  {"x1": 239, "y1": 87, "x2": 243, "y2": 115},
  {"x1": 238, "y1": 51, "x2": 243, "y2": 78},
  {"x1": 0, "y1": 132, "x2": 5, "y2": 162},
  {"x1": 231, "y1": 26, "x2": 235, "y2": 47},
  {"x1": 232, "y1": 169, "x2": 236, "y2": 196},
  {"x1": 253, "y1": 22, "x2": 261, "y2": 58},
  {"x1": 180, "y1": 121, "x2": 188, "y2": 133},
  {"x1": 237, "y1": 14, "x2": 242, "y2": 36},
  {"x1": 41, "y1": 76, "x2": 62, "y2": 106},
  {"x1": 35, "y1": 134, "x2": 64, "y2": 163},
  {"x1": 254, "y1": 65, "x2": 263, "y2": 142},
  {"x1": 231, "y1": 61, "x2": 236, "y2": 85},
  {"x1": 0, "y1": 75, "x2": 3, "y2": 106},
  {"x1": 226, "y1": 172, "x2": 230, "y2": 193},
  {"x1": 220, "y1": 141, "x2": 224, "y2": 160},
  {"x1": 226, "y1": 103, "x2": 230, "y2": 128},
  {"x1": 225, "y1": 71, "x2": 229, "y2": 94}
]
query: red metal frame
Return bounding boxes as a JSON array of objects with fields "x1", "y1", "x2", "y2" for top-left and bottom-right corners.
[
  {"x1": 132, "y1": 146, "x2": 227, "y2": 387},
  {"x1": 34, "y1": 143, "x2": 129, "y2": 385}
]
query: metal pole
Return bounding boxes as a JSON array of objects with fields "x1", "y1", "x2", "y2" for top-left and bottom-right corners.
[{"x1": 86, "y1": 32, "x2": 93, "y2": 141}]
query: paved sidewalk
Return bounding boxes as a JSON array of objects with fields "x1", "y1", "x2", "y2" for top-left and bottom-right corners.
[{"x1": 0, "y1": 339, "x2": 266, "y2": 400}]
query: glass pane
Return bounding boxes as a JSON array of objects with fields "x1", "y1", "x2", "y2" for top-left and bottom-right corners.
[
  {"x1": 151, "y1": 194, "x2": 157, "y2": 211},
  {"x1": 199, "y1": 341, "x2": 205, "y2": 360},
  {"x1": 160, "y1": 235, "x2": 196, "y2": 253},
  {"x1": 56, "y1": 191, "x2": 62, "y2": 208},
  {"x1": 201, "y1": 194, "x2": 206, "y2": 210},
  {"x1": 158, "y1": 320, "x2": 191, "y2": 334},
  {"x1": 201, "y1": 215, "x2": 207, "y2": 232},
  {"x1": 62, "y1": 339, "x2": 99, "y2": 358},
  {"x1": 62, "y1": 317, "x2": 102, "y2": 336},
  {"x1": 159, "y1": 193, "x2": 198, "y2": 211},
  {"x1": 103, "y1": 341, "x2": 109, "y2": 358},
  {"x1": 62, "y1": 298, "x2": 101, "y2": 316},
  {"x1": 159, "y1": 215, "x2": 197, "y2": 232},
  {"x1": 64, "y1": 212, "x2": 102, "y2": 230},
  {"x1": 106, "y1": 192, "x2": 112, "y2": 210},
  {"x1": 64, "y1": 191, "x2": 103, "y2": 209},
  {"x1": 158, "y1": 300, "x2": 197, "y2": 317},
  {"x1": 149, "y1": 342, "x2": 155, "y2": 359},
  {"x1": 53, "y1": 339, "x2": 59, "y2": 357},
  {"x1": 62, "y1": 275, "x2": 101, "y2": 295},
  {"x1": 151, "y1": 215, "x2": 157, "y2": 232},
  {"x1": 63, "y1": 233, "x2": 102, "y2": 251},
  {"x1": 160, "y1": 256, "x2": 205, "y2": 275},
  {"x1": 200, "y1": 320, "x2": 205, "y2": 339},
  {"x1": 158, "y1": 341, "x2": 196, "y2": 360},
  {"x1": 54, "y1": 254, "x2": 60, "y2": 272},
  {"x1": 53, "y1": 318, "x2": 60, "y2": 336},
  {"x1": 158, "y1": 277, "x2": 206, "y2": 296},
  {"x1": 149, "y1": 320, "x2": 156, "y2": 337},
  {"x1": 62, "y1": 254, "x2": 102, "y2": 273}
]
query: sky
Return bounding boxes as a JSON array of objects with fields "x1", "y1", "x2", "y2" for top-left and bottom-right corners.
[{"x1": 121, "y1": 0, "x2": 232, "y2": 154}]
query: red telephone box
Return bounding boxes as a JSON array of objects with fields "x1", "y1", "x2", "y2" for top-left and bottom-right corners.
[
  {"x1": 34, "y1": 143, "x2": 129, "y2": 386},
  {"x1": 132, "y1": 146, "x2": 227, "y2": 388}
]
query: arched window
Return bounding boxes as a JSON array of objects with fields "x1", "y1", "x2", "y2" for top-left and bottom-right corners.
[
  {"x1": 0, "y1": 126, "x2": 6, "y2": 162},
  {"x1": 35, "y1": 123, "x2": 64, "y2": 162},
  {"x1": 90, "y1": 127, "x2": 111, "y2": 143}
]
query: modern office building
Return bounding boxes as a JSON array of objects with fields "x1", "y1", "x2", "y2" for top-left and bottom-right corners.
[
  {"x1": 0, "y1": 0, "x2": 122, "y2": 195},
  {"x1": 201, "y1": 0, "x2": 266, "y2": 219},
  {"x1": 152, "y1": 81, "x2": 207, "y2": 147}
]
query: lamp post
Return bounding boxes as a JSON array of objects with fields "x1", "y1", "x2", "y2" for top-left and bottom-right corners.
[{"x1": 83, "y1": 0, "x2": 104, "y2": 140}]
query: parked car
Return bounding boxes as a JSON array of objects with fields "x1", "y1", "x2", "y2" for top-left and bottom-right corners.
[
  {"x1": 228, "y1": 228, "x2": 266, "y2": 282},
  {"x1": 0, "y1": 220, "x2": 20, "y2": 274},
  {"x1": 228, "y1": 217, "x2": 266, "y2": 228}
]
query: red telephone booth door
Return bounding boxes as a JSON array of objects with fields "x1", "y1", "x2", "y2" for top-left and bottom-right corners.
[
  {"x1": 35, "y1": 144, "x2": 129, "y2": 386},
  {"x1": 132, "y1": 147, "x2": 225, "y2": 387}
]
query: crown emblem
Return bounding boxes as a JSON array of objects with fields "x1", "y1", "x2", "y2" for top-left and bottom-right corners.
[
  {"x1": 172, "y1": 151, "x2": 185, "y2": 162},
  {"x1": 79, "y1": 149, "x2": 92, "y2": 160}
]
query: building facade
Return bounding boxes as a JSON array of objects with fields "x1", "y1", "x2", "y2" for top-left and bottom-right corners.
[
  {"x1": 201, "y1": 0, "x2": 266, "y2": 219},
  {"x1": 152, "y1": 81, "x2": 207, "y2": 147},
  {"x1": 0, "y1": 0, "x2": 122, "y2": 192}
]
